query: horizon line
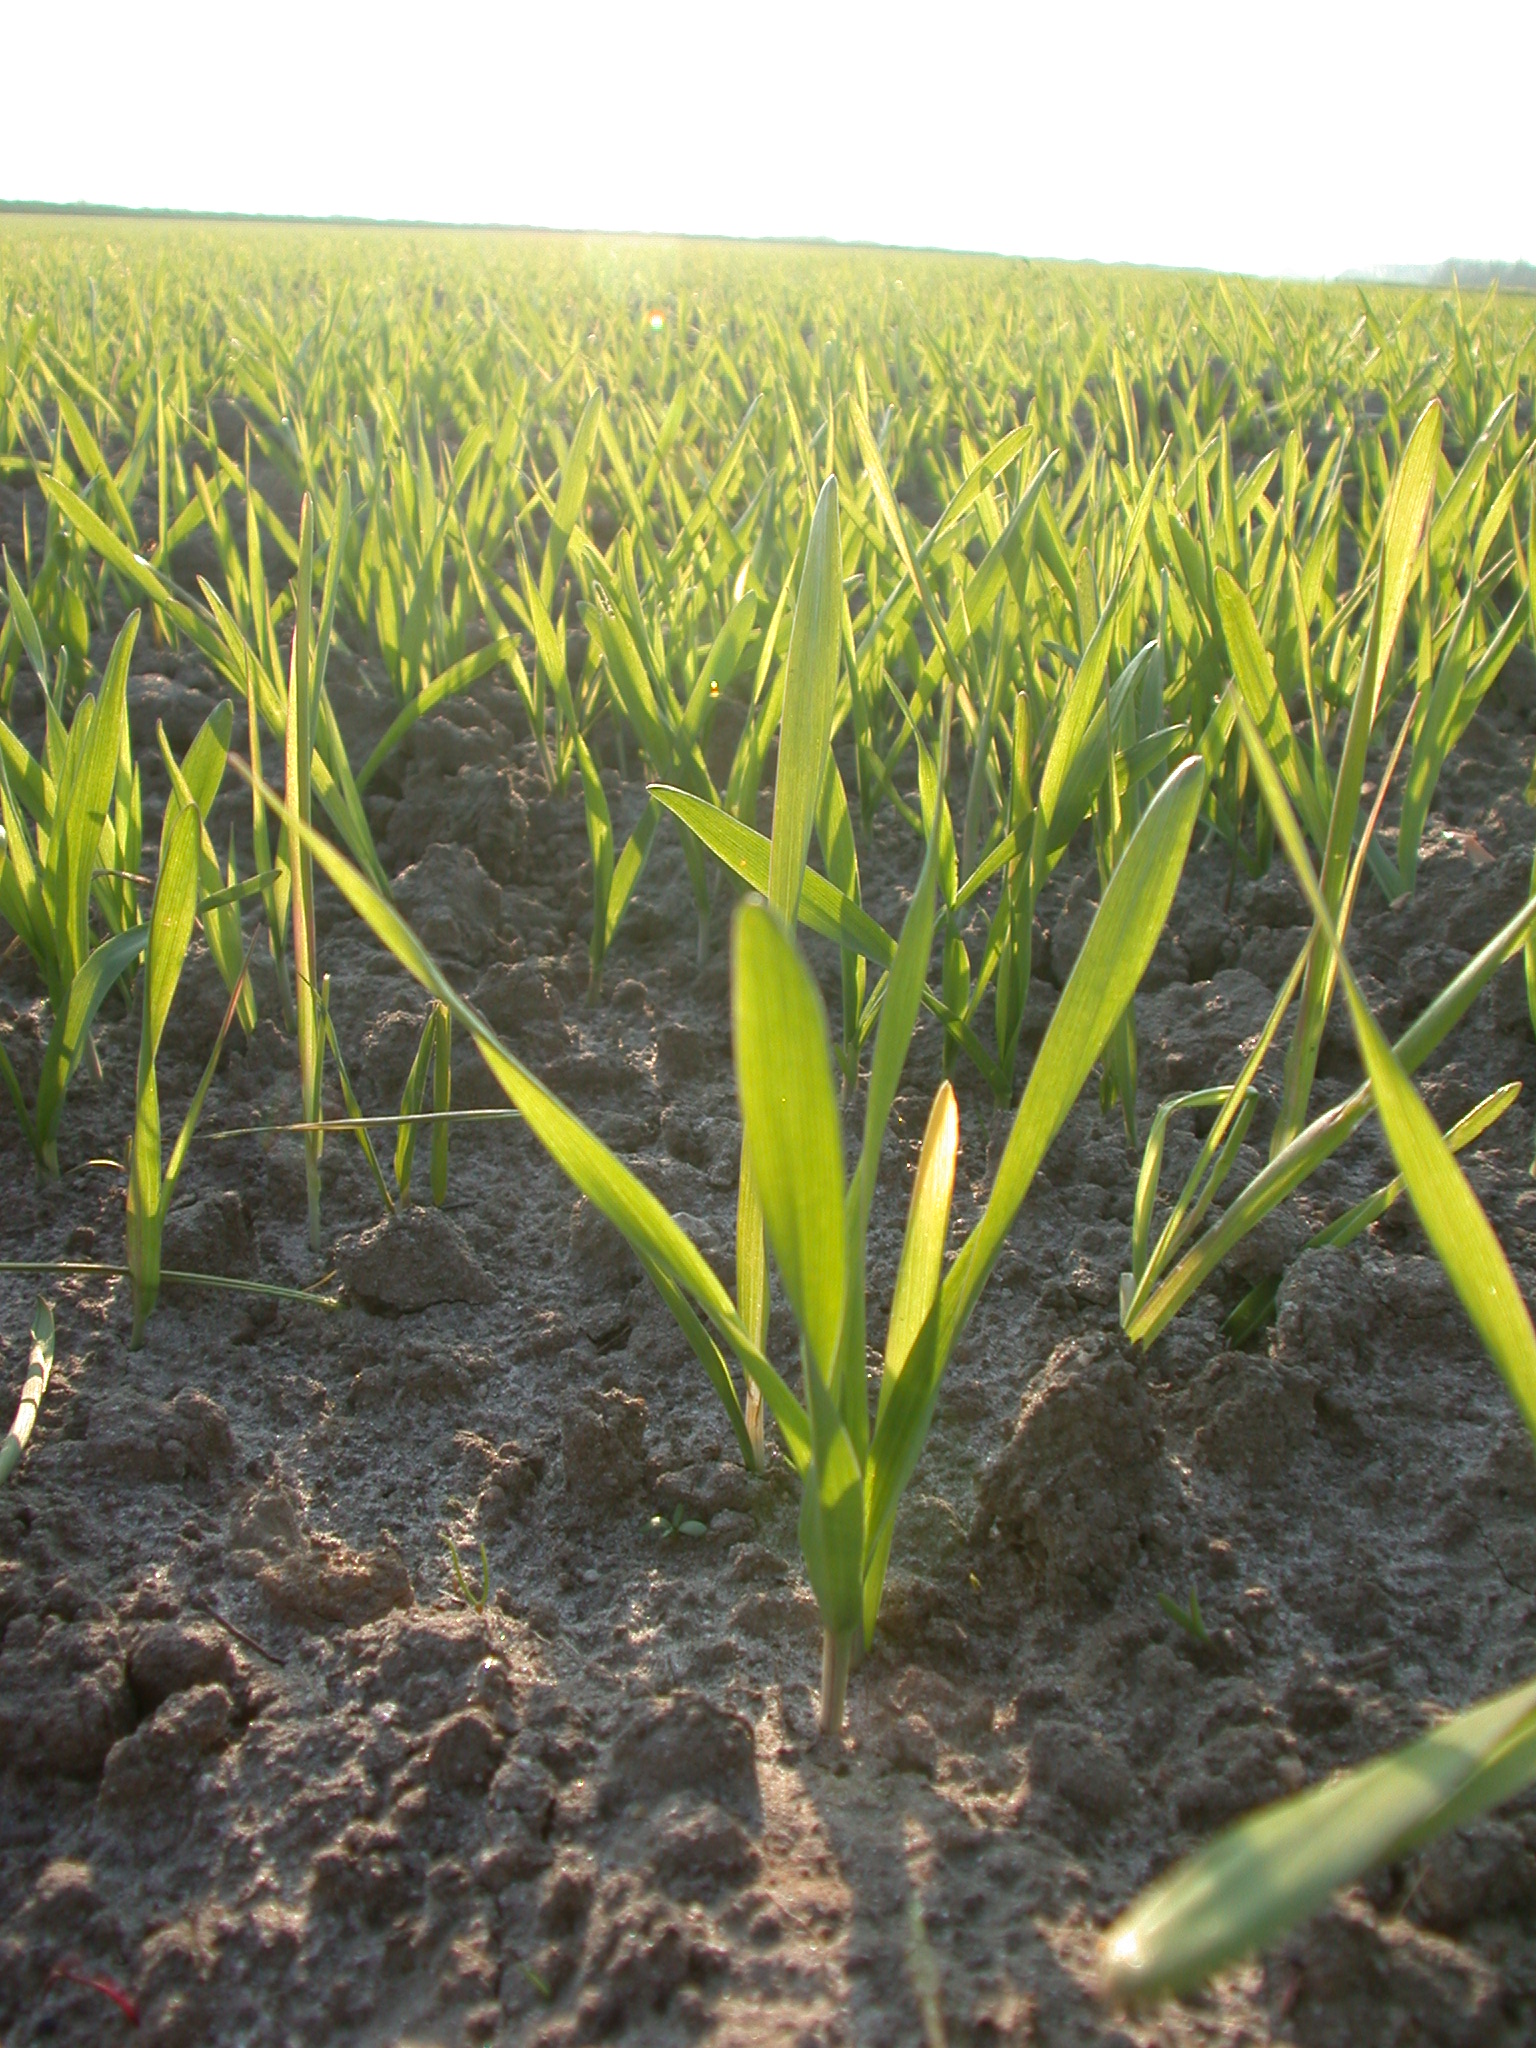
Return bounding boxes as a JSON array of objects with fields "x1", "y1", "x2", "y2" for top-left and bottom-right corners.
[{"x1": 3, "y1": 199, "x2": 1534, "y2": 293}]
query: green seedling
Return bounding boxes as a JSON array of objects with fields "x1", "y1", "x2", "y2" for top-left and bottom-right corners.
[
  {"x1": 1223, "y1": 1080, "x2": 1520, "y2": 1344},
  {"x1": 287, "y1": 498, "x2": 324, "y2": 1254},
  {"x1": 1121, "y1": 883, "x2": 1536, "y2": 1347},
  {"x1": 280, "y1": 492, "x2": 362, "y2": 1253},
  {"x1": 240, "y1": 640, "x2": 293, "y2": 1030},
  {"x1": 1396, "y1": 568, "x2": 1531, "y2": 895},
  {"x1": 0, "y1": 612, "x2": 148, "y2": 1175},
  {"x1": 1, "y1": 555, "x2": 144, "y2": 948},
  {"x1": 340, "y1": 408, "x2": 501, "y2": 713},
  {"x1": 1222, "y1": 403, "x2": 1441, "y2": 1159},
  {"x1": 41, "y1": 473, "x2": 388, "y2": 900},
  {"x1": 0, "y1": 1256, "x2": 341, "y2": 1314},
  {"x1": 518, "y1": 1961, "x2": 553, "y2": 2002},
  {"x1": 724, "y1": 714, "x2": 1195, "y2": 1728},
  {"x1": 650, "y1": 1503, "x2": 707, "y2": 1539},
  {"x1": 0, "y1": 1298, "x2": 55, "y2": 1486},
  {"x1": 445, "y1": 1533, "x2": 492, "y2": 1612},
  {"x1": 394, "y1": 1001, "x2": 451, "y2": 1207},
  {"x1": 1155, "y1": 1585, "x2": 1209, "y2": 1646},
  {"x1": 568, "y1": 421, "x2": 771, "y2": 984},
  {"x1": 571, "y1": 563, "x2": 756, "y2": 991},
  {"x1": 126, "y1": 804, "x2": 251, "y2": 1347},
  {"x1": 275, "y1": 692, "x2": 1205, "y2": 1736},
  {"x1": 1101, "y1": 695, "x2": 1536, "y2": 2003},
  {"x1": 731, "y1": 477, "x2": 843, "y2": 1464},
  {"x1": 1106, "y1": 1672, "x2": 1536, "y2": 2004},
  {"x1": 471, "y1": 388, "x2": 607, "y2": 794},
  {"x1": 1121, "y1": 406, "x2": 1536, "y2": 1345},
  {"x1": 314, "y1": 973, "x2": 396, "y2": 1217},
  {"x1": 157, "y1": 699, "x2": 258, "y2": 1034}
]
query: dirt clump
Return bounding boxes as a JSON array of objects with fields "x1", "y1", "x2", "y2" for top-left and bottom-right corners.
[
  {"x1": 0, "y1": 1620, "x2": 134, "y2": 1778},
  {"x1": 971, "y1": 1332, "x2": 1172, "y2": 1605},
  {"x1": 227, "y1": 1474, "x2": 414, "y2": 1629},
  {"x1": 161, "y1": 1190, "x2": 258, "y2": 1280},
  {"x1": 562, "y1": 1387, "x2": 648, "y2": 1506},
  {"x1": 600, "y1": 1690, "x2": 759, "y2": 1820},
  {"x1": 336, "y1": 1203, "x2": 497, "y2": 1311},
  {"x1": 391, "y1": 841, "x2": 507, "y2": 966}
]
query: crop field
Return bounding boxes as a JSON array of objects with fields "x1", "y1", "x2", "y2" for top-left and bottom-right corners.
[{"x1": 4, "y1": 213, "x2": 1536, "y2": 2045}]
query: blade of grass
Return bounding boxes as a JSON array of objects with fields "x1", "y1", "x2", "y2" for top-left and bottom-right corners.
[
  {"x1": 1237, "y1": 694, "x2": 1536, "y2": 1439},
  {"x1": 0, "y1": 1299, "x2": 55, "y2": 1486},
  {"x1": 1102, "y1": 1675, "x2": 1536, "y2": 2003}
]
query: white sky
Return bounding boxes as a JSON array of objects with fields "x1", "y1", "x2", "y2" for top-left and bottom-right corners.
[{"x1": 5, "y1": 0, "x2": 1531, "y2": 279}]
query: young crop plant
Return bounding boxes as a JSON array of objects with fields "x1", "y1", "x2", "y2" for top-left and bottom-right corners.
[
  {"x1": 125, "y1": 802, "x2": 251, "y2": 1346},
  {"x1": 0, "y1": 612, "x2": 150, "y2": 1175},
  {"x1": 557, "y1": 393, "x2": 792, "y2": 984},
  {"x1": 1101, "y1": 698, "x2": 1536, "y2": 2006},
  {"x1": 210, "y1": 487, "x2": 387, "y2": 1253},
  {"x1": 652, "y1": 413, "x2": 1184, "y2": 1113},
  {"x1": 342, "y1": 391, "x2": 531, "y2": 793},
  {"x1": 394, "y1": 1001, "x2": 452, "y2": 1207},
  {"x1": 340, "y1": 408, "x2": 503, "y2": 711},
  {"x1": 156, "y1": 699, "x2": 259, "y2": 1035},
  {"x1": 571, "y1": 530, "x2": 763, "y2": 989},
  {"x1": 1119, "y1": 400, "x2": 1536, "y2": 1347},
  {"x1": 1220, "y1": 1078, "x2": 1519, "y2": 1344},
  {"x1": 283, "y1": 493, "x2": 348, "y2": 1254},
  {"x1": 272, "y1": 474, "x2": 1209, "y2": 1734},
  {"x1": 42, "y1": 470, "x2": 390, "y2": 903},
  {"x1": 3, "y1": 556, "x2": 145, "y2": 943}
]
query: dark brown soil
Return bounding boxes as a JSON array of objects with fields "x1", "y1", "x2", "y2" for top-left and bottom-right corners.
[{"x1": 5, "y1": 643, "x2": 1536, "y2": 2046}]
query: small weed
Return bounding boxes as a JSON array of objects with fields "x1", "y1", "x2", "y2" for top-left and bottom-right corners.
[
  {"x1": 1156, "y1": 1584, "x2": 1209, "y2": 1645},
  {"x1": 518, "y1": 1960, "x2": 552, "y2": 2001},
  {"x1": 650, "y1": 1503, "x2": 707, "y2": 1540},
  {"x1": 445, "y1": 1533, "x2": 491, "y2": 1612}
]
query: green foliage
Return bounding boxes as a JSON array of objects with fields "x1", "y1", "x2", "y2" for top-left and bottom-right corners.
[
  {"x1": 126, "y1": 804, "x2": 247, "y2": 1346},
  {"x1": 126, "y1": 804, "x2": 200, "y2": 1344},
  {"x1": 445, "y1": 1533, "x2": 492, "y2": 1612},
  {"x1": 1102, "y1": 697, "x2": 1536, "y2": 2003},
  {"x1": 0, "y1": 612, "x2": 146, "y2": 1174},
  {"x1": 395, "y1": 1001, "x2": 452, "y2": 1207},
  {"x1": 2, "y1": 219, "x2": 1534, "y2": 1763},
  {"x1": 1123, "y1": 408, "x2": 1536, "y2": 1345},
  {"x1": 1105, "y1": 1674, "x2": 1536, "y2": 2002},
  {"x1": 6, "y1": 225, "x2": 1532, "y2": 1141},
  {"x1": 275, "y1": 693, "x2": 1206, "y2": 1731}
]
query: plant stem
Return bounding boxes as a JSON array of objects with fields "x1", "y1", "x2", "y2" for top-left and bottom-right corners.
[
  {"x1": 743, "y1": 1384, "x2": 765, "y2": 1470},
  {"x1": 819, "y1": 1627, "x2": 853, "y2": 1736}
]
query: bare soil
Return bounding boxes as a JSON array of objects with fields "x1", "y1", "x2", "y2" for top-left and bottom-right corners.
[{"x1": 5, "y1": 641, "x2": 1536, "y2": 2047}]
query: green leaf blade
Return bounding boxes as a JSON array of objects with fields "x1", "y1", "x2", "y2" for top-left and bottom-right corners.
[
  {"x1": 767, "y1": 476, "x2": 842, "y2": 925},
  {"x1": 731, "y1": 900, "x2": 846, "y2": 1385},
  {"x1": 1102, "y1": 1677, "x2": 1536, "y2": 2003}
]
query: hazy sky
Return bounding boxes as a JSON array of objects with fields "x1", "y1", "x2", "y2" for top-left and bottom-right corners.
[{"x1": 7, "y1": 0, "x2": 1530, "y2": 278}]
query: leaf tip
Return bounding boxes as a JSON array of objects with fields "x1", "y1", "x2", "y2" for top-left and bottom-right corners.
[{"x1": 1097, "y1": 1919, "x2": 1146, "y2": 2002}]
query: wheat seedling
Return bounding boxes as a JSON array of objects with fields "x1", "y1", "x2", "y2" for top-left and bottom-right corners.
[
  {"x1": 0, "y1": 1299, "x2": 55, "y2": 1486},
  {"x1": 0, "y1": 613, "x2": 149, "y2": 1175},
  {"x1": 1101, "y1": 697, "x2": 1536, "y2": 2002}
]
